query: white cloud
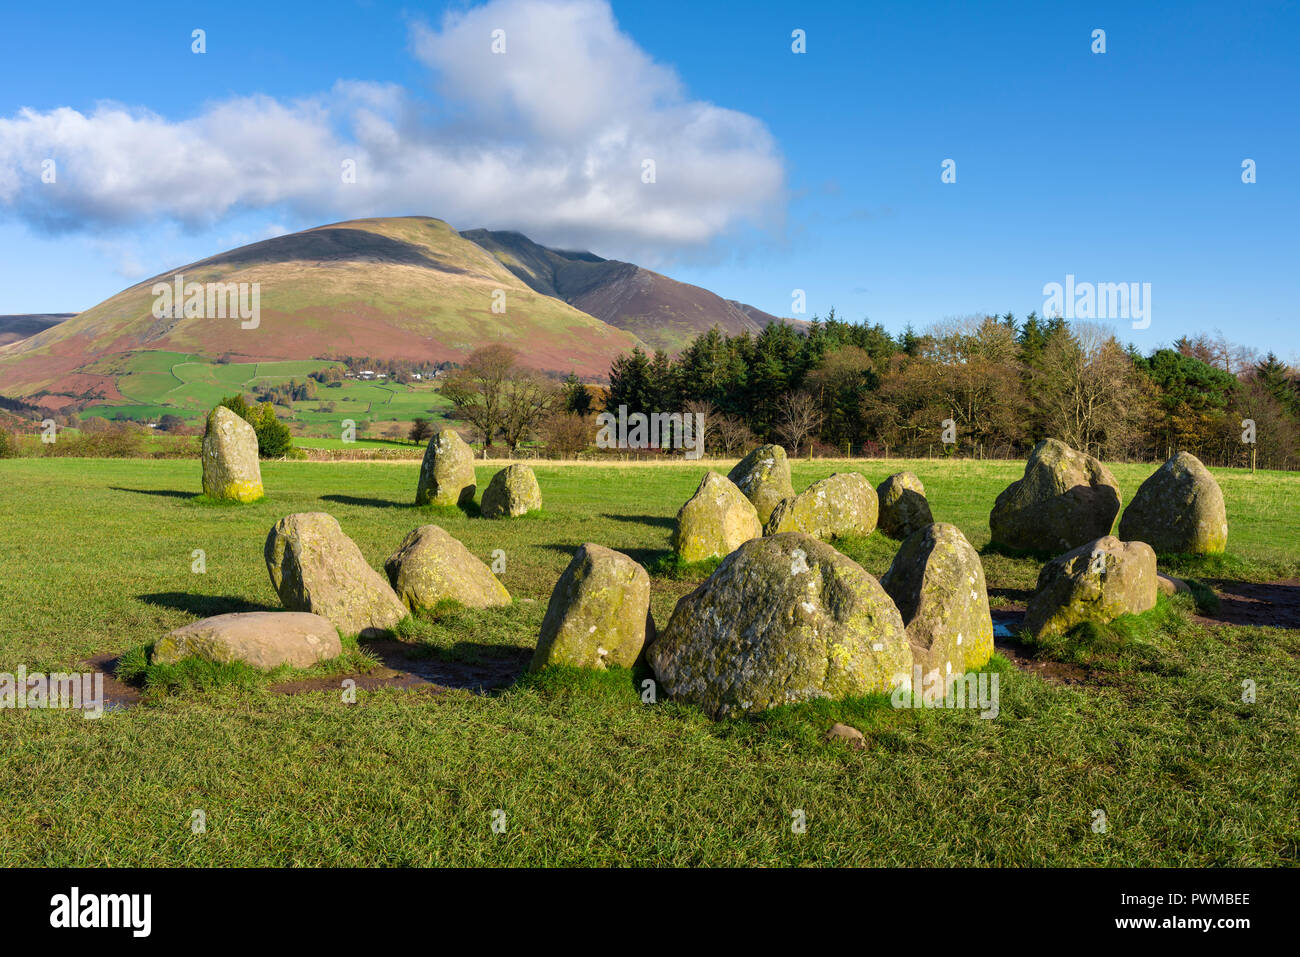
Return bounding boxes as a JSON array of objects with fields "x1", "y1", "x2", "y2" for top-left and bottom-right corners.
[{"x1": 0, "y1": 0, "x2": 784, "y2": 259}]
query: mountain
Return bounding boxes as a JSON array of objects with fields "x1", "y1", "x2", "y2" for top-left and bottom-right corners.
[
  {"x1": 460, "y1": 229, "x2": 786, "y2": 352},
  {"x1": 0, "y1": 314, "x2": 74, "y2": 347},
  {"x1": 0, "y1": 217, "x2": 646, "y2": 409}
]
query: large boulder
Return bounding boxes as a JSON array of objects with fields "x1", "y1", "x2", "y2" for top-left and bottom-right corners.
[
  {"x1": 1118, "y1": 452, "x2": 1228, "y2": 554},
  {"x1": 671, "y1": 471, "x2": 762, "y2": 564},
  {"x1": 876, "y1": 471, "x2": 934, "y2": 540},
  {"x1": 481, "y1": 464, "x2": 542, "y2": 518},
  {"x1": 880, "y1": 523, "x2": 993, "y2": 678},
  {"x1": 264, "y1": 512, "x2": 408, "y2": 637},
  {"x1": 764, "y1": 472, "x2": 878, "y2": 540},
  {"x1": 646, "y1": 533, "x2": 912, "y2": 717},
  {"x1": 1022, "y1": 535, "x2": 1158, "y2": 639},
  {"x1": 385, "y1": 524, "x2": 511, "y2": 611},
  {"x1": 989, "y1": 438, "x2": 1121, "y2": 553},
  {"x1": 201, "y1": 405, "x2": 263, "y2": 502},
  {"x1": 153, "y1": 612, "x2": 341, "y2": 670},
  {"x1": 531, "y1": 544, "x2": 654, "y2": 671},
  {"x1": 726, "y1": 444, "x2": 795, "y2": 525},
  {"x1": 415, "y1": 429, "x2": 476, "y2": 507}
]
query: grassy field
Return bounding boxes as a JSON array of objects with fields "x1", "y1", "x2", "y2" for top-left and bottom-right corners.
[
  {"x1": 1, "y1": 456, "x2": 1297, "y2": 866},
  {"x1": 81, "y1": 351, "x2": 452, "y2": 436}
]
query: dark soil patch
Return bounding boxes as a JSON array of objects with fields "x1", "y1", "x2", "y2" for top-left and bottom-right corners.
[
  {"x1": 270, "y1": 640, "x2": 525, "y2": 697},
  {"x1": 86, "y1": 654, "x2": 145, "y2": 711},
  {"x1": 1195, "y1": 579, "x2": 1300, "y2": 630},
  {"x1": 990, "y1": 609, "x2": 1093, "y2": 687}
]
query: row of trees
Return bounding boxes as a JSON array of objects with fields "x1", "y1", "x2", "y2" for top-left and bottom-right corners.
[{"x1": 602, "y1": 313, "x2": 1300, "y2": 467}]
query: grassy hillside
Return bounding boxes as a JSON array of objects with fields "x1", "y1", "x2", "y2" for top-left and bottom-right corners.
[
  {"x1": 0, "y1": 217, "x2": 646, "y2": 410},
  {"x1": 0, "y1": 457, "x2": 1297, "y2": 865}
]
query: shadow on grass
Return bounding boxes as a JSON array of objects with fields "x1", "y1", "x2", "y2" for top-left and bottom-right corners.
[
  {"x1": 536, "y1": 542, "x2": 673, "y2": 571},
  {"x1": 600, "y1": 512, "x2": 676, "y2": 530},
  {"x1": 138, "y1": 592, "x2": 279, "y2": 617},
  {"x1": 321, "y1": 493, "x2": 408, "y2": 509},
  {"x1": 109, "y1": 486, "x2": 195, "y2": 500}
]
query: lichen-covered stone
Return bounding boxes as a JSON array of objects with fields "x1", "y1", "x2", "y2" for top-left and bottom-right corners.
[
  {"x1": 876, "y1": 471, "x2": 933, "y2": 540},
  {"x1": 385, "y1": 524, "x2": 511, "y2": 612},
  {"x1": 1022, "y1": 535, "x2": 1158, "y2": 639},
  {"x1": 1118, "y1": 452, "x2": 1228, "y2": 554},
  {"x1": 671, "y1": 471, "x2": 762, "y2": 563},
  {"x1": 764, "y1": 472, "x2": 877, "y2": 540},
  {"x1": 481, "y1": 464, "x2": 542, "y2": 518},
  {"x1": 531, "y1": 544, "x2": 653, "y2": 671},
  {"x1": 264, "y1": 512, "x2": 408, "y2": 637},
  {"x1": 201, "y1": 405, "x2": 263, "y2": 502},
  {"x1": 153, "y1": 611, "x2": 340, "y2": 669},
  {"x1": 880, "y1": 522, "x2": 993, "y2": 678},
  {"x1": 415, "y1": 429, "x2": 476, "y2": 507},
  {"x1": 989, "y1": 438, "x2": 1121, "y2": 553},
  {"x1": 646, "y1": 533, "x2": 912, "y2": 717},
  {"x1": 726, "y1": 444, "x2": 795, "y2": 525}
]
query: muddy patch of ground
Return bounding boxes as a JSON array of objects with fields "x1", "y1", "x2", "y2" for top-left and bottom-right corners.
[
  {"x1": 990, "y1": 609, "x2": 1093, "y2": 686},
  {"x1": 1196, "y1": 579, "x2": 1300, "y2": 630},
  {"x1": 271, "y1": 640, "x2": 527, "y2": 697}
]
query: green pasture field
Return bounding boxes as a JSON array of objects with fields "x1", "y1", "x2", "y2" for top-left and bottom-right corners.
[
  {"x1": 81, "y1": 352, "x2": 450, "y2": 434},
  {"x1": 0, "y1": 456, "x2": 1297, "y2": 866}
]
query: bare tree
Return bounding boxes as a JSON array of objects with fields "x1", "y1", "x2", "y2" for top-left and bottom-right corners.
[
  {"x1": 439, "y1": 344, "x2": 518, "y2": 449},
  {"x1": 775, "y1": 391, "x2": 824, "y2": 456},
  {"x1": 711, "y1": 413, "x2": 755, "y2": 456},
  {"x1": 499, "y1": 372, "x2": 560, "y2": 454}
]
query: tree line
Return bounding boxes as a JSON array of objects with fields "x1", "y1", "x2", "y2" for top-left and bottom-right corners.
[{"x1": 602, "y1": 312, "x2": 1300, "y2": 468}]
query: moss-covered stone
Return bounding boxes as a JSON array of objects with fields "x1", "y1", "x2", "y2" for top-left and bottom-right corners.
[
  {"x1": 385, "y1": 524, "x2": 511, "y2": 612},
  {"x1": 726, "y1": 444, "x2": 794, "y2": 525},
  {"x1": 201, "y1": 405, "x2": 263, "y2": 502},
  {"x1": 153, "y1": 611, "x2": 341, "y2": 669},
  {"x1": 989, "y1": 438, "x2": 1120, "y2": 553},
  {"x1": 1022, "y1": 535, "x2": 1158, "y2": 638},
  {"x1": 876, "y1": 471, "x2": 933, "y2": 540},
  {"x1": 880, "y1": 522, "x2": 993, "y2": 677},
  {"x1": 764, "y1": 472, "x2": 877, "y2": 540},
  {"x1": 671, "y1": 471, "x2": 762, "y2": 564},
  {"x1": 531, "y1": 544, "x2": 653, "y2": 671},
  {"x1": 264, "y1": 512, "x2": 408, "y2": 637},
  {"x1": 415, "y1": 428, "x2": 476, "y2": 507},
  {"x1": 646, "y1": 533, "x2": 913, "y2": 717},
  {"x1": 480, "y1": 463, "x2": 542, "y2": 518},
  {"x1": 1118, "y1": 452, "x2": 1228, "y2": 554}
]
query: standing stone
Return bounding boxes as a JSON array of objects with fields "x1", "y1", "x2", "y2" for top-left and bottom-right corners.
[
  {"x1": 876, "y1": 471, "x2": 934, "y2": 540},
  {"x1": 201, "y1": 405, "x2": 263, "y2": 502},
  {"x1": 764, "y1": 472, "x2": 877, "y2": 540},
  {"x1": 264, "y1": 512, "x2": 408, "y2": 637},
  {"x1": 880, "y1": 523, "x2": 993, "y2": 678},
  {"x1": 531, "y1": 544, "x2": 654, "y2": 671},
  {"x1": 481, "y1": 464, "x2": 542, "y2": 518},
  {"x1": 646, "y1": 533, "x2": 912, "y2": 717},
  {"x1": 1118, "y1": 452, "x2": 1228, "y2": 554},
  {"x1": 727, "y1": 444, "x2": 795, "y2": 525},
  {"x1": 385, "y1": 524, "x2": 511, "y2": 611},
  {"x1": 989, "y1": 438, "x2": 1121, "y2": 553},
  {"x1": 1022, "y1": 535, "x2": 1158, "y2": 639},
  {"x1": 153, "y1": 612, "x2": 341, "y2": 670},
  {"x1": 415, "y1": 429, "x2": 476, "y2": 507},
  {"x1": 671, "y1": 471, "x2": 763, "y2": 564}
]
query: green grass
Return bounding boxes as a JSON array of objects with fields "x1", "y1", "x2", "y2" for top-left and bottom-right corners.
[{"x1": 0, "y1": 456, "x2": 1297, "y2": 866}]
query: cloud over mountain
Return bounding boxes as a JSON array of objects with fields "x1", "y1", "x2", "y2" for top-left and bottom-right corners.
[{"x1": 0, "y1": 0, "x2": 784, "y2": 258}]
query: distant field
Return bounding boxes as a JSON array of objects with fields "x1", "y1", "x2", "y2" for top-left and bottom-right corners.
[
  {"x1": 81, "y1": 352, "x2": 452, "y2": 435},
  {"x1": 0, "y1": 456, "x2": 1296, "y2": 866}
]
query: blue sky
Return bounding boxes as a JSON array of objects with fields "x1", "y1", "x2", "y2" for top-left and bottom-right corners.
[{"x1": 1, "y1": 0, "x2": 1296, "y2": 357}]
